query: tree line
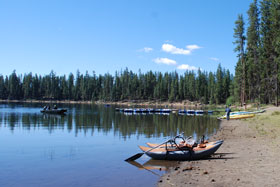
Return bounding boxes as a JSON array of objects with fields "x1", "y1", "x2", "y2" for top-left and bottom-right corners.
[
  {"x1": 2, "y1": 0, "x2": 280, "y2": 106},
  {"x1": 233, "y1": 0, "x2": 280, "y2": 106},
  {"x1": 0, "y1": 65, "x2": 233, "y2": 104}
]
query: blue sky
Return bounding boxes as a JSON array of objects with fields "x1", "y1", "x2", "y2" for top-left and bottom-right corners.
[{"x1": 0, "y1": 0, "x2": 252, "y2": 76}]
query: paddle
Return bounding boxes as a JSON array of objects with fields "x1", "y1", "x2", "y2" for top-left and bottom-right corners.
[{"x1": 125, "y1": 133, "x2": 184, "y2": 162}]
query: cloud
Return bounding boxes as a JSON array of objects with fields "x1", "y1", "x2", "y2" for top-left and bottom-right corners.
[
  {"x1": 162, "y1": 44, "x2": 191, "y2": 55},
  {"x1": 162, "y1": 44, "x2": 201, "y2": 55},
  {"x1": 153, "y1": 58, "x2": 177, "y2": 65},
  {"x1": 186, "y1": 45, "x2": 201, "y2": 50},
  {"x1": 177, "y1": 64, "x2": 199, "y2": 71},
  {"x1": 139, "y1": 47, "x2": 153, "y2": 53},
  {"x1": 210, "y1": 57, "x2": 220, "y2": 62}
]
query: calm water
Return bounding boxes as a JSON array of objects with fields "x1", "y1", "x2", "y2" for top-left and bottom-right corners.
[{"x1": 0, "y1": 103, "x2": 220, "y2": 187}]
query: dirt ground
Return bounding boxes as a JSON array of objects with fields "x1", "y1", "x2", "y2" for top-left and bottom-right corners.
[{"x1": 158, "y1": 107, "x2": 280, "y2": 187}]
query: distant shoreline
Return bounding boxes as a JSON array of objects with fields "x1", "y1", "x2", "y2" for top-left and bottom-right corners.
[{"x1": 0, "y1": 99, "x2": 212, "y2": 109}]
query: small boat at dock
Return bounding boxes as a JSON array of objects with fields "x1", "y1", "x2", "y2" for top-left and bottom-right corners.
[
  {"x1": 178, "y1": 110, "x2": 187, "y2": 114},
  {"x1": 195, "y1": 110, "x2": 204, "y2": 115},
  {"x1": 187, "y1": 110, "x2": 195, "y2": 114},
  {"x1": 124, "y1": 108, "x2": 134, "y2": 113}
]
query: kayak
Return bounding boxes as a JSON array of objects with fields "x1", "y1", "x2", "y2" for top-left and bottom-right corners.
[
  {"x1": 40, "y1": 109, "x2": 67, "y2": 115},
  {"x1": 219, "y1": 114, "x2": 255, "y2": 120},
  {"x1": 138, "y1": 140, "x2": 223, "y2": 161},
  {"x1": 230, "y1": 109, "x2": 265, "y2": 115}
]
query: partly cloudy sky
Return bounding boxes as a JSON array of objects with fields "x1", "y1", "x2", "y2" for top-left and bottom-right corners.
[
  {"x1": 150, "y1": 43, "x2": 202, "y2": 71},
  {"x1": 0, "y1": 0, "x2": 251, "y2": 76}
]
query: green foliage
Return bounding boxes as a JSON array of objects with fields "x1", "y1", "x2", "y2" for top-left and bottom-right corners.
[
  {"x1": 233, "y1": 0, "x2": 280, "y2": 106},
  {"x1": 0, "y1": 67, "x2": 233, "y2": 104},
  {"x1": 226, "y1": 96, "x2": 234, "y2": 106}
]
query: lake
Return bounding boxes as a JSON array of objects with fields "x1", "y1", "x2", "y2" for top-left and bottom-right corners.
[{"x1": 0, "y1": 103, "x2": 220, "y2": 187}]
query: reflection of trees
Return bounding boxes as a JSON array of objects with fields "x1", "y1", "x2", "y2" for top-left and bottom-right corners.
[
  {"x1": 0, "y1": 105, "x2": 220, "y2": 139},
  {"x1": 113, "y1": 113, "x2": 219, "y2": 140}
]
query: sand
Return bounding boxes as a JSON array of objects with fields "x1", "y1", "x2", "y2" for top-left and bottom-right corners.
[{"x1": 158, "y1": 107, "x2": 280, "y2": 187}]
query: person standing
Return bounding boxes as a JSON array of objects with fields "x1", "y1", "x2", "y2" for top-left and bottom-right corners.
[{"x1": 225, "y1": 105, "x2": 231, "y2": 120}]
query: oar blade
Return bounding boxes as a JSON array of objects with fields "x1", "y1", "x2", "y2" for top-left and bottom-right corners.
[{"x1": 125, "y1": 153, "x2": 144, "y2": 162}]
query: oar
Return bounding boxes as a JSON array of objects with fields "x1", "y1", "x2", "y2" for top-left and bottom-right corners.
[
  {"x1": 125, "y1": 132, "x2": 184, "y2": 162},
  {"x1": 125, "y1": 139, "x2": 172, "y2": 161}
]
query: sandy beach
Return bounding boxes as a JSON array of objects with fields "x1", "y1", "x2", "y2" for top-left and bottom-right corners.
[{"x1": 158, "y1": 107, "x2": 280, "y2": 187}]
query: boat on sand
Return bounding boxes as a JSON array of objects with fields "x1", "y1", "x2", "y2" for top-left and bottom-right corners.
[{"x1": 138, "y1": 140, "x2": 223, "y2": 161}]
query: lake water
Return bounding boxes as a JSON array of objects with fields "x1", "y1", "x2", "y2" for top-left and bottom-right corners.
[{"x1": 0, "y1": 103, "x2": 220, "y2": 187}]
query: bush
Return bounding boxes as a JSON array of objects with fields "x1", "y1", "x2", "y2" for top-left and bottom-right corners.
[{"x1": 226, "y1": 96, "x2": 234, "y2": 106}]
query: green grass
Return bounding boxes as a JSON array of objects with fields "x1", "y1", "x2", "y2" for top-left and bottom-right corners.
[{"x1": 272, "y1": 111, "x2": 280, "y2": 115}]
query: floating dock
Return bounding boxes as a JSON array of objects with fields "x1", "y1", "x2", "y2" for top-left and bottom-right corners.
[{"x1": 115, "y1": 108, "x2": 214, "y2": 115}]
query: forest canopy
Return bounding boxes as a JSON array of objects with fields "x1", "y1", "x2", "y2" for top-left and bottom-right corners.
[{"x1": 0, "y1": 66, "x2": 232, "y2": 104}]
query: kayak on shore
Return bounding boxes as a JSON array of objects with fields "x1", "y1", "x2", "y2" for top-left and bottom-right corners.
[
  {"x1": 230, "y1": 109, "x2": 265, "y2": 115},
  {"x1": 218, "y1": 109, "x2": 265, "y2": 120},
  {"x1": 218, "y1": 114, "x2": 255, "y2": 120},
  {"x1": 138, "y1": 140, "x2": 223, "y2": 161}
]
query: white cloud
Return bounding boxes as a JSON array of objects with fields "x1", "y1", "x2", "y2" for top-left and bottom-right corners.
[
  {"x1": 162, "y1": 44, "x2": 201, "y2": 55},
  {"x1": 186, "y1": 45, "x2": 201, "y2": 50},
  {"x1": 162, "y1": 44, "x2": 191, "y2": 55},
  {"x1": 210, "y1": 57, "x2": 220, "y2": 62},
  {"x1": 139, "y1": 47, "x2": 153, "y2": 53},
  {"x1": 177, "y1": 64, "x2": 199, "y2": 71},
  {"x1": 153, "y1": 58, "x2": 177, "y2": 65}
]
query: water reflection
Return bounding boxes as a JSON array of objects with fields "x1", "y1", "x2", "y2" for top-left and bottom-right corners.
[
  {"x1": 0, "y1": 103, "x2": 219, "y2": 140},
  {"x1": 0, "y1": 103, "x2": 220, "y2": 187},
  {"x1": 128, "y1": 159, "x2": 179, "y2": 172}
]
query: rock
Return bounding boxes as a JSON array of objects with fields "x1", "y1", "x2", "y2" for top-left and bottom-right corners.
[{"x1": 182, "y1": 166, "x2": 193, "y2": 171}]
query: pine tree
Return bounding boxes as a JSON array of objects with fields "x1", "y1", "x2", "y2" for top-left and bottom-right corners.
[
  {"x1": 271, "y1": 0, "x2": 280, "y2": 106},
  {"x1": 260, "y1": 0, "x2": 273, "y2": 103},
  {"x1": 246, "y1": 0, "x2": 260, "y2": 102},
  {"x1": 233, "y1": 14, "x2": 246, "y2": 106}
]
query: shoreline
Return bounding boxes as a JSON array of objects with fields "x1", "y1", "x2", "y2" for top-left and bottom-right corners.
[
  {"x1": 0, "y1": 99, "x2": 217, "y2": 109},
  {"x1": 158, "y1": 106, "x2": 280, "y2": 186}
]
